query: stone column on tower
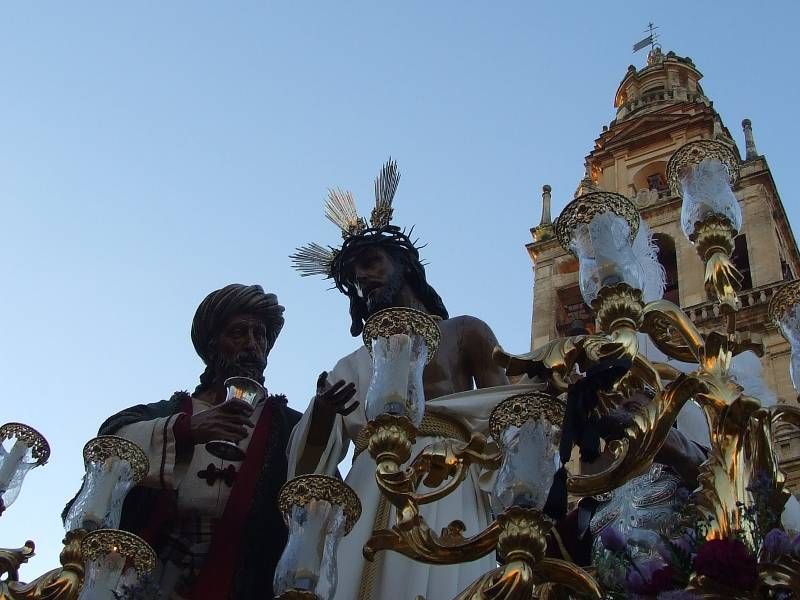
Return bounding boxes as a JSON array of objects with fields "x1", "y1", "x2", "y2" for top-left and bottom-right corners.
[{"x1": 742, "y1": 118, "x2": 759, "y2": 160}]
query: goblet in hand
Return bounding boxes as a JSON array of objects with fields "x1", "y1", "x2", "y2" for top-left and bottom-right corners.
[{"x1": 205, "y1": 377, "x2": 266, "y2": 461}]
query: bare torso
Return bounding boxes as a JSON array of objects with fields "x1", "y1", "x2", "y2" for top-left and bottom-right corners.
[{"x1": 422, "y1": 315, "x2": 508, "y2": 400}]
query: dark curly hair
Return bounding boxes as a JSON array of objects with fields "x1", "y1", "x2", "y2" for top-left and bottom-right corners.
[{"x1": 330, "y1": 226, "x2": 448, "y2": 336}]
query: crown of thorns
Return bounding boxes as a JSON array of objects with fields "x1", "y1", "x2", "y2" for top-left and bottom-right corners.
[{"x1": 290, "y1": 159, "x2": 424, "y2": 290}]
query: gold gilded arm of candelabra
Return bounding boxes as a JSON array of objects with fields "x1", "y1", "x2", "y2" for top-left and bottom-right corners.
[
  {"x1": 368, "y1": 415, "x2": 502, "y2": 508},
  {"x1": 453, "y1": 509, "x2": 602, "y2": 600},
  {"x1": 494, "y1": 336, "x2": 584, "y2": 393},
  {"x1": 365, "y1": 420, "x2": 505, "y2": 565},
  {"x1": 0, "y1": 530, "x2": 85, "y2": 600},
  {"x1": 365, "y1": 509, "x2": 502, "y2": 565},
  {"x1": 0, "y1": 543, "x2": 35, "y2": 582},
  {"x1": 568, "y1": 373, "x2": 700, "y2": 497},
  {"x1": 399, "y1": 434, "x2": 502, "y2": 506},
  {"x1": 693, "y1": 215, "x2": 743, "y2": 313},
  {"x1": 759, "y1": 554, "x2": 800, "y2": 596},
  {"x1": 452, "y1": 561, "x2": 601, "y2": 600},
  {"x1": 641, "y1": 298, "x2": 705, "y2": 363}
]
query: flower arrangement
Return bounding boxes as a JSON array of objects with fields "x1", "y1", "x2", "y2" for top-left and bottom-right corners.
[{"x1": 594, "y1": 487, "x2": 800, "y2": 599}]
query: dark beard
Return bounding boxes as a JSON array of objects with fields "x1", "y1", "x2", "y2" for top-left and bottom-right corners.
[
  {"x1": 365, "y1": 269, "x2": 405, "y2": 315},
  {"x1": 215, "y1": 350, "x2": 267, "y2": 385}
]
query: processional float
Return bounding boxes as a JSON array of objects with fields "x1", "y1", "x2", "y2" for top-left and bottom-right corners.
[
  {"x1": 274, "y1": 139, "x2": 800, "y2": 599},
  {"x1": 3, "y1": 140, "x2": 800, "y2": 599}
]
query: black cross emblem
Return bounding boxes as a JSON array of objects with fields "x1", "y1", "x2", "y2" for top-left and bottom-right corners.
[{"x1": 197, "y1": 463, "x2": 237, "y2": 487}]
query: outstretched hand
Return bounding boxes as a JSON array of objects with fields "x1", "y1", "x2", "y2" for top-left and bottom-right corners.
[{"x1": 314, "y1": 371, "x2": 358, "y2": 417}]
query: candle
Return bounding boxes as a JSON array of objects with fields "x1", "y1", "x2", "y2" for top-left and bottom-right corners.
[
  {"x1": 79, "y1": 551, "x2": 126, "y2": 600},
  {"x1": 0, "y1": 440, "x2": 29, "y2": 493},
  {"x1": 381, "y1": 333, "x2": 412, "y2": 415},
  {"x1": 83, "y1": 459, "x2": 126, "y2": 529}
]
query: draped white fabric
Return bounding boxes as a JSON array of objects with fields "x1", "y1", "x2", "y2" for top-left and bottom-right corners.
[{"x1": 287, "y1": 346, "x2": 541, "y2": 600}]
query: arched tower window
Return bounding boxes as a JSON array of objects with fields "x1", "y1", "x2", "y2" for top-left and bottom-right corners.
[
  {"x1": 632, "y1": 161, "x2": 670, "y2": 196},
  {"x1": 732, "y1": 235, "x2": 753, "y2": 290},
  {"x1": 653, "y1": 233, "x2": 680, "y2": 304}
]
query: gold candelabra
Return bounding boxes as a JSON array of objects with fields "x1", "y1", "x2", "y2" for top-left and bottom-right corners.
[
  {"x1": 274, "y1": 139, "x2": 800, "y2": 600},
  {"x1": 0, "y1": 434, "x2": 156, "y2": 600}
]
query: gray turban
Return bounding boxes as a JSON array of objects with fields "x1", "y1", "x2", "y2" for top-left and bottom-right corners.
[{"x1": 191, "y1": 284, "x2": 285, "y2": 364}]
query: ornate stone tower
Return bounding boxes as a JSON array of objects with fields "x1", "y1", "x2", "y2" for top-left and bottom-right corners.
[{"x1": 527, "y1": 47, "x2": 800, "y2": 492}]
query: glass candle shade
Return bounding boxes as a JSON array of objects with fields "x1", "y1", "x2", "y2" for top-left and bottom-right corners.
[
  {"x1": 362, "y1": 308, "x2": 441, "y2": 428},
  {"x1": 554, "y1": 192, "x2": 643, "y2": 305},
  {"x1": 0, "y1": 423, "x2": 50, "y2": 515},
  {"x1": 274, "y1": 475, "x2": 362, "y2": 600},
  {"x1": 488, "y1": 392, "x2": 565, "y2": 514},
  {"x1": 64, "y1": 436, "x2": 148, "y2": 532},
  {"x1": 769, "y1": 281, "x2": 800, "y2": 391},
  {"x1": 205, "y1": 376, "x2": 266, "y2": 461},
  {"x1": 78, "y1": 529, "x2": 156, "y2": 600},
  {"x1": 666, "y1": 139, "x2": 741, "y2": 240}
]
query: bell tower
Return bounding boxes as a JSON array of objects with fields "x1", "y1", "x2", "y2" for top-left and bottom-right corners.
[{"x1": 527, "y1": 48, "x2": 800, "y2": 491}]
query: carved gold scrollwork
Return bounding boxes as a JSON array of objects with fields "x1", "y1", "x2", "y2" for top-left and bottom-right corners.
[
  {"x1": 554, "y1": 192, "x2": 640, "y2": 253},
  {"x1": 768, "y1": 279, "x2": 800, "y2": 325},
  {"x1": 0, "y1": 530, "x2": 86, "y2": 600},
  {"x1": 641, "y1": 299, "x2": 705, "y2": 363},
  {"x1": 692, "y1": 216, "x2": 743, "y2": 312},
  {"x1": 0, "y1": 424, "x2": 50, "y2": 466},
  {"x1": 452, "y1": 509, "x2": 601, "y2": 600},
  {"x1": 759, "y1": 555, "x2": 800, "y2": 596},
  {"x1": 362, "y1": 307, "x2": 441, "y2": 363},
  {"x1": 666, "y1": 139, "x2": 740, "y2": 193},
  {"x1": 0, "y1": 543, "x2": 34, "y2": 582},
  {"x1": 80, "y1": 529, "x2": 156, "y2": 575},
  {"x1": 568, "y1": 373, "x2": 700, "y2": 497},
  {"x1": 82, "y1": 436, "x2": 149, "y2": 484},
  {"x1": 493, "y1": 337, "x2": 584, "y2": 393},
  {"x1": 364, "y1": 417, "x2": 504, "y2": 565},
  {"x1": 279, "y1": 474, "x2": 362, "y2": 535}
]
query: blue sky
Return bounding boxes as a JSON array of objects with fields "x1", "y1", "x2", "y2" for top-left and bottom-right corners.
[{"x1": 2, "y1": 1, "x2": 798, "y2": 570}]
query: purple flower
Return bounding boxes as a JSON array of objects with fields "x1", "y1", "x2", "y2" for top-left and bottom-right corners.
[
  {"x1": 694, "y1": 538, "x2": 758, "y2": 589},
  {"x1": 657, "y1": 592, "x2": 699, "y2": 600},
  {"x1": 762, "y1": 528, "x2": 792, "y2": 560},
  {"x1": 656, "y1": 530, "x2": 697, "y2": 564},
  {"x1": 599, "y1": 526, "x2": 626, "y2": 553},
  {"x1": 626, "y1": 558, "x2": 677, "y2": 595}
]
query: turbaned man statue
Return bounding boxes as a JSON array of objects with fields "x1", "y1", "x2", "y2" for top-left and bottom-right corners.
[
  {"x1": 289, "y1": 160, "x2": 541, "y2": 600},
  {"x1": 65, "y1": 284, "x2": 300, "y2": 600}
]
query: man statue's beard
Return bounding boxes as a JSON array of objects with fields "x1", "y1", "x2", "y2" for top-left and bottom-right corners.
[
  {"x1": 364, "y1": 269, "x2": 405, "y2": 315},
  {"x1": 215, "y1": 350, "x2": 267, "y2": 385}
]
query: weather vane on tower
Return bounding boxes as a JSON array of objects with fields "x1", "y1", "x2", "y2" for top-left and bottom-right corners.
[{"x1": 632, "y1": 22, "x2": 660, "y2": 53}]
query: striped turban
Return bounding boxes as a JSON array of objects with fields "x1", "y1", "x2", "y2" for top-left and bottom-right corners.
[{"x1": 191, "y1": 284, "x2": 285, "y2": 365}]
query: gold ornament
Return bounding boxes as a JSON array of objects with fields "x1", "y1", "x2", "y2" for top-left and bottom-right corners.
[
  {"x1": 666, "y1": 138, "x2": 740, "y2": 193},
  {"x1": 0, "y1": 424, "x2": 50, "y2": 466},
  {"x1": 768, "y1": 279, "x2": 800, "y2": 325},
  {"x1": 82, "y1": 436, "x2": 149, "y2": 484},
  {"x1": 278, "y1": 474, "x2": 362, "y2": 535},
  {"x1": 80, "y1": 529, "x2": 156, "y2": 574},
  {"x1": 554, "y1": 191, "x2": 640, "y2": 254},
  {"x1": 362, "y1": 307, "x2": 441, "y2": 363},
  {"x1": 0, "y1": 530, "x2": 86, "y2": 600},
  {"x1": 488, "y1": 392, "x2": 565, "y2": 443}
]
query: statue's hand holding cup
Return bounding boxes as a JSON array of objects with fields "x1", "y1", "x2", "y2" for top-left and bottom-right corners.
[
  {"x1": 204, "y1": 377, "x2": 265, "y2": 461},
  {"x1": 190, "y1": 400, "x2": 254, "y2": 444}
]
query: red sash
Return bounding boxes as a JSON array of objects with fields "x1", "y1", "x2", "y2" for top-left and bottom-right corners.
[{"x1": 187, "y1": 398, "x2": 277, "y2": 600}]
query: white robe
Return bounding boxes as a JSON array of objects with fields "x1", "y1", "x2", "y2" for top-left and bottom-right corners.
[
  {"x1": 287, "y1": 346, "x2": 539, "y2": 600},
  {"x1": 117, "y1": 396, "x2": 266, "y2": 599}
]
